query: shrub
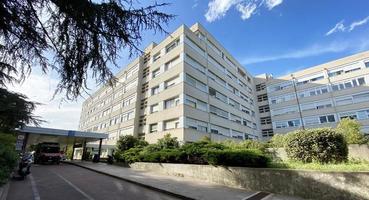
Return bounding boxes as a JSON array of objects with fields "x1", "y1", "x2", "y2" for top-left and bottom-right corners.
[
  {"x1": 204, "y1": 149, "x2": 269, "y2": 167},
  {"x1": 157, "y1": 134, "x2": 179, "y2": 149},
  {"x1": 141, "y1": 149, "x2": 185, "y2": 163},
  {"x1": 286, "y1": 128, "x2": 348, "y2": 163},
  {"x1": 121, "y1": 147, "x2": 144, "y2": 163},
  {"x1": 224, "y1": 140, "x2": 267, "y2": 152},
  {"x1": 116, "y1": 135, "x2": 148, "y2": 152},
  {"x1": 180, "y1": 140, "x2": 226, "y2": 164},
  {"x1": 336, "y1": 118, "x2": 367, "y2": 144},
  {"x1": 0, "y1": 134, "x2": 18, "y2": 185},
  {"x1": 268, "y1": 134, "x2": 288, "y2": 148}
]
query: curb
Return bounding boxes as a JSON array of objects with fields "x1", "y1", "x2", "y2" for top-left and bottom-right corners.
[
  {"x1": 0, "y1": 182, "x2": 10, "y2": 200},
  {"x1": 63, "y1": 161, "x2": 195, "y2": 200}
]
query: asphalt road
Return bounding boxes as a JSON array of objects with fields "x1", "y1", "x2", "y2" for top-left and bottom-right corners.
[{"x1": 7, "y1": 163, "x2": 182, "y2": 200}]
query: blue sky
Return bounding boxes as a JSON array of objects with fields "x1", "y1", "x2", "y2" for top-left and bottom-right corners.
[
  {"x1": 116, "y1": 0, "x2": 369, "y2": 77},
  {"x1": 9, "y1": 0, "x2": 369, "y2": 129}
]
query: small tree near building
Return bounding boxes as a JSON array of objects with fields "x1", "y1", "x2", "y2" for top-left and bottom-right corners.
[{"x1": 336, "y1": 118, "x2": 367, "y2": 144}]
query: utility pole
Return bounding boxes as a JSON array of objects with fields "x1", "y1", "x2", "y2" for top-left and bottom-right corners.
[{"x1": 291, "y1": 74, "x2": 305, "y2": 130}]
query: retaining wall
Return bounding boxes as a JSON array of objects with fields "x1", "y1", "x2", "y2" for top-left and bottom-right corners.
[
  {"x1": 130, "y1": 162, "x2": 369, "y2": 200},
  {"x1": 267, "y1": 144, "x2": 369, "y2": 162}
]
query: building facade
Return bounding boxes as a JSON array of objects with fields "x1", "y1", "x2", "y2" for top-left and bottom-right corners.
[
  {"x1": 79, "y1": 22, "x2": 369, "y2": 147},
  {"x1": 78, "y1": 23, "x2": 260, "y2": 147},
  {"x1": 255, "y1": 51, "x2": 369, "y2": 139}
]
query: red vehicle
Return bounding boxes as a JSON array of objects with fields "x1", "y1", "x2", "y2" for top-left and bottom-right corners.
[{"x1": 34, "y1": 142, "x2": 61, "y2": 164}]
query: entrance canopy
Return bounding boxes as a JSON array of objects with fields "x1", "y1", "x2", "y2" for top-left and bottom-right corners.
[{"x1": 17, "y1": 126, "x2": 108, "y2": 161}]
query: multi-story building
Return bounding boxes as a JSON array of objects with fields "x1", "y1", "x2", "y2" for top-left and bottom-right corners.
[
  {"x1": 256, "y1": 51, "x2": 369, "y2": 140},
  {"x1": 78, "y1": 23, "x2": 260, "y2": 150},
  {"x1": 79, "y1": 22, "x2": 369, "y2": 150}
]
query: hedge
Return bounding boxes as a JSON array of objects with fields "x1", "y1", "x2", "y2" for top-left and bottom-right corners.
[
  {"x1": 286, "y1": 128, "x2": 348, "y2": 163},
  {"x1": 0, "y1": 134, "x2": 18, "y2": 185},
  {"x1": 204, "y1": 149, "x2": 269, "y2": 167}
]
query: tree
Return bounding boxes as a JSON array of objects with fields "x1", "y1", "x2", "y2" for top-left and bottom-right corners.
[
  {"x1": 0, "y1": 0, "x2": 174, "y2": 99},
  {"x1": 0, "y1": 88, "x2": 43, "y2": 133},
  {"x1": 336, "y1": 118, "x2": 366, "y2": 144},
  {"x1": 157, "y1": 134, "x2": 179, "y2": 149},
  {"x1": 116, "y1": 135, "x2": 148, "y2": 151}
]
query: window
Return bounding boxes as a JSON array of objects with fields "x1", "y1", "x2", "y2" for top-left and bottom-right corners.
[
  {"x1": 353, "y1": 92, "x2": 369, "y2": 103},
  {"x1": 152, "y1": 68, "x2": 160, "y2": 78},
  {"x1": 210, "y1": 105, "x2": 229, "y2": 119},
  {"x1": 150, "y1": 104, "x2": 159, "y2": 113},
  {"x1": 121, "y1": 110, "x2": 134, "y2": 122},
  {"x1": 208, "y1": 70, "x2": 226, "y2": 87},
  {"x1": 256, "y1": 83, "x2": 266, "y2": 91},
  {"x1": 185, "y1": 37, "x2": 206, "y2": 56},
  {"x1": 267, "y1": 81, "x2": 293, "y2": 92},
  {"x1": 210, "y1": 124, "x2": 230, "y2": 136},
  {"x1": 186, "y1": 117, "x2": 208, "y2": 132},
  {"x1": 166, "y1": 38, "x2": 179, "y2": 53},
  {"x1": 296, "y1": 73, "x2": 325, "y2": 86},
  {"x1": 331, "y1": 77, "x2": 366, "y2": 91},
  {"x1": 185, "y1": 55, "x2": 206, "y2": 74},
  {"x1": 149, "y1": 123, "x2": 158, "y2": 133},
  {"x1": 259, "y1": 105, "x2": 270, "y2": 113},
  {"x1": 164, "y1": 96, "x2": 180, "y2": 109},
  {"x1": 164, "y1": 118, "x2": 179, "y2": 130},
  {"x1": 328, "y1": 63, "x2": 362, "y2": 77},
  {"x1": 257, "y1": 94, "x2": 268, "y2": 102},
  {"x1": 186, "y1": 74, "x2": 207, "y2": 92},
  {"x1": 365, "y1": 61, "x2": 369, "y2": 68},
  {"x1": 165, "y1": 56, "x2": 180, "y2": 71},
  {"x1": 270, "y1": 94, "x2": 296, "y2": 104},
  {"x1": 260, "y1": 117, "x2": 272, "y2": 125},
  {"x1": 228, "y1": 98, "x2": 240, "y2": 109},
  {"x1": 208, "y1": 56, "x2": 225, "y2": 72},
  {"x1": 164, "y1": 76, "x2": 179, "y2": 89},
  {"x1": 262, "y1": 129, "x2": 274, "y2": 137},
  {"x1": 209, "y1": 87, "x2": 227, "y2": 103},
  {"x1": 319, "y1": 115, "x2": 336, "y2": 123},
  {"x1": 301, "y1": 100, "x2": 332, "y2": 111},
  {"x1": 298, "y1": 86, "x2": 329, "y2": 98},
  {"x1": 185, "y1": 95, "x2": 207, "y2": 111},
  {"x1": 275, "y1": 119, "x2": 301, "y2": 129},
  {"x1": 153, "y1": 52, "x2": 161, "y2": 62},
  {"x1": 230, "y1": 114, "x2": 242, "y2": 124},
  {"x1": 151, "y1": 86, "x2": 159, "y2": 95}
]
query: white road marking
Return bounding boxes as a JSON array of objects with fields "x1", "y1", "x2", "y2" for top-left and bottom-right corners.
[
  {"x1": 29, "y1": 174, "x2": 41, "y2": 200},
  {"x1": 54, "y1": 173, "x2": 95, "y2": 200},
  {"x1": 260, "y1": 194, "x2": 274, "y2": 200},
  {"x1": 242, "y1": 191, "x2": 261, "y2": 200}
]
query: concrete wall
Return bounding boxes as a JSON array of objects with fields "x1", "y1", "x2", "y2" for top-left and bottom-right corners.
[
  {"x1": 267, "y1": 144, "x2": 369, "y2": 162},
  {"x1": 130, "y1": 162, "x2": 369, "y2": 200}
]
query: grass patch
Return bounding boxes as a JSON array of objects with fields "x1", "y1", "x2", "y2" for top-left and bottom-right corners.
[{"x1": 268, "y1": 160, "x2": 369, "y2": 172}]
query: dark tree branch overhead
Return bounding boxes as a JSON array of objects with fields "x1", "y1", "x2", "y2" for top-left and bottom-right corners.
[{"x1": 0, "y1": 0, "x2": 174, "y2": 100}]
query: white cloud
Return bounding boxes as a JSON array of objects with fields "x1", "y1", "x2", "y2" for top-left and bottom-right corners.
[
  {"x1": 205, "y1": 0, "x2": 283, "y2": 22},
  {"x1": 264, "y1": 0, "x2": 283, "y2": 10},
  {"x1": 7, "y1": 73, "x2": 86, "y2": 130},
  {"x1": 241, "y1": 37, "x2": 369, "y2": 65},
  {"x1": 326, "y1": 16, "x2": 369, "y2": 36},
  {"x1": 237, "y1": 3, "x2": 257, "y2": 20},
  {"x1": 349, "y1": 16, "x2": 369, "y2": 32},
  {"x1": 326, "y1": 20, "x2": 346, "y2": 36}
]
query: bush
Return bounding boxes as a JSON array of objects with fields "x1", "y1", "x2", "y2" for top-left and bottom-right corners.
[
  {"x1": 336, "y1": 118, "x2": 367, "y2": 144},
  {"x1": 121, "y1": 147, "x2": 144, "y2": 163},
  {"x1": 116, "y1": 135, "x2": 148, "y2": 152},
  {"x1": 223, "y1": 140, "x2": 267, "y2": 152},
  {"x1": 286, "y1": 128, "x2": 348, "y2": 163},
  {"x1": 180, "y1": 140, "x2": 226, "y2": 164},
  {"x1": 268, "y1": 134, "x2": 288, "y2": 148},
  {"x1": 204, "y1": 149, "x2": 269, "y2": 167},
  {"x1": 157, "y1": 134, "x2": 179, "y2": 149},
  {"x1": 141, "y1": 149, "x2": 185, "y2": 163},
  {"x1": 0, "y1": 134, "x2": 18, "y2": 185}
]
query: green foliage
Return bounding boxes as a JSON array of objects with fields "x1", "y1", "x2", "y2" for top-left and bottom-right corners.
[
  {"x1": 0, "y1": 88, "x2": 43, "y2": 132},
  {"x1": 140, "y1": 149, "x2": 185, "y2": 163},
  {"x1": 268, "y1": 134, "x2": 289, "y2": 148},
  {"x1": 204, "y1": 149, "x2": 269, "y2": 167},
  {"x1": 223, "y1": 140, "x2": 267, "y2": 152},
  {"x1": 116, "y1": 135, "x2": 148, "y2": 152},
  {"x1": 286, "y1": 128, "x2": 348, "y2": 163},
  {"x1": 336, "y1": 118, "x2": 367, "y2": 144},
  {"x1": 157, "y1": 134, "x2": 179, "y2": 149},
  {"x1": 180, "y1": 140, "x2": 226, "y2": 164},
  {"x1": 0, "y1": 134, "x2": 18, "y2": 185}
]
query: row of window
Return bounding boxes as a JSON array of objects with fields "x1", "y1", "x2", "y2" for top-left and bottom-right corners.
[
  {"x1": 150, "y1": 96, "x2": 180, "y2": 113},
  {"x1": 149, "y1": 118, "x2": 180, "y2": 133},
  {"x1": 91, "y1": 110, "x2": 135, "y2": 131},
  {"x1": 269, "y1": 76, "x2": 368, "y2": 105}
]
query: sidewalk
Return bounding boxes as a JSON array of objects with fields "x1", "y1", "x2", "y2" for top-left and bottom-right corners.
[{"x1": 65, "y1": 161, "x2": 303, "y2": 200}]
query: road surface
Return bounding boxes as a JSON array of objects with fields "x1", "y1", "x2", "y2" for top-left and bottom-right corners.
[{"x1": 7, "y1": 163, "x2": 181, "y2": 200}]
